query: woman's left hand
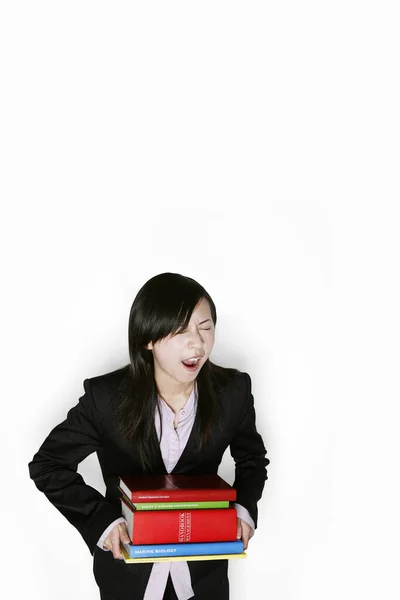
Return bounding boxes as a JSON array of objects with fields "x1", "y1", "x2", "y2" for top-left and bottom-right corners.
[{"x1": 236, "y1": 517, "x2": 254, "y2": 551}]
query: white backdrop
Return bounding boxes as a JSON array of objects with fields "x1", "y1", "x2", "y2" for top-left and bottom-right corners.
[{"x1": 2, "y1": 2, "x2": 399, "y2": 599}]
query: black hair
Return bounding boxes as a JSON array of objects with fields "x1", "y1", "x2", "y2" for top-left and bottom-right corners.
[{"x1": 114, "y1": 272, "x2": 239, "y2": 471}]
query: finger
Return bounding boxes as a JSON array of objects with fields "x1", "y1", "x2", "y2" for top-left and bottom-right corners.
[
  {"x1": 238, "y1": 520, "x2": 253, "y2": 551},
  {"x1": 119, "y1": 523, "x2": 131, "y2": 545},
  {"x1": 112, "y1": 543, "x2": 123, "y2": 559},
  {"x1": 236, "y1": 520, "x2": 242, "y2": 540},
  {"x1": 103, "y1": 535, "x2": 112, "y2": 551},
  {"x1": 240, "y1": 526, "x2": 249, "y2": 550},
  {"x1": 110, "y1": 531, "x2": 123, "y2": 560}
]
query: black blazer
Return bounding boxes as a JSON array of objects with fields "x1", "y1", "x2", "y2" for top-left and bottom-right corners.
[{"x1": 28, "y1": 365, "x2": 269, "y2": 597}]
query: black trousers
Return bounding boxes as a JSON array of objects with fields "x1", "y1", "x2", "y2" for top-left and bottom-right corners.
[
  {"x1": 99, "y1": 571, "x2": 229, "y2": 599},
  {"x1": 99, "y1": 573, "x2": 181, "y2": 599}
]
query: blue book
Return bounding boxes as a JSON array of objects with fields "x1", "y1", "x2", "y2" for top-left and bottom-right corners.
[{"x1": 122, "y1": 539, "x2": 244, "y2": 559}]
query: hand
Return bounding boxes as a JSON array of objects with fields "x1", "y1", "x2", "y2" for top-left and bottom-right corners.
[
  {"x1": 103, "y1": 522, "x2": 131, "y2": 559},
  {"x1": 236, "y1": 517, "x2": 254, "y2": 551}
]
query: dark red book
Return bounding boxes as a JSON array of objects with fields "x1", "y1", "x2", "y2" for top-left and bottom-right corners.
[
  {"x1": 121, "y1": 497, "x2": 238, "y2": 544},
  {"x1": 119, "y1": 473, "x2": 237, "y2": 502}
]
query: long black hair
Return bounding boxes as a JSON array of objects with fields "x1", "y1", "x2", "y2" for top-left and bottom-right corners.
[{"x1": 114, "y1": 272, "x2": 240, "y2": 471}]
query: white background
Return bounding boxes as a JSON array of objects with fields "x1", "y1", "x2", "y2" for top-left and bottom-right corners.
[{"x1": 1, "y1": 1, "x2": 399, "y2": 599}]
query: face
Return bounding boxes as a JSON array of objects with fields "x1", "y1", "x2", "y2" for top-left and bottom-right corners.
[{"x1": 146, "y1": 298, "x2": 215, "y2": 386}]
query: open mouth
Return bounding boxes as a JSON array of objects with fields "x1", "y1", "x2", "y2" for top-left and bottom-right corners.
[{"x1": 181, "y1": 357, "x2": 201, "y2": 371}]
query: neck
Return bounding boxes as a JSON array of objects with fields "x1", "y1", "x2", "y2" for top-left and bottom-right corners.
[{"x1": 154, "y1": 372, "x2": 195, "y2": 406}]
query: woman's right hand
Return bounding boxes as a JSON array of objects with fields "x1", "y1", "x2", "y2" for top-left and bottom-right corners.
[{"x1": 103, "y1": 522, "x2": 131, "y2": 559}]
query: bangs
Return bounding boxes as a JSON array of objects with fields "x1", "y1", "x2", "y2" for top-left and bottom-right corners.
[{"x1": 148, "y1": 295, "x2": 202, "y2": 343}]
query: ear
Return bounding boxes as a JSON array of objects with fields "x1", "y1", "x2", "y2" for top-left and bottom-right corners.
[{"x1": 146, "y1": 342, "x2": 153, "y2": 350}]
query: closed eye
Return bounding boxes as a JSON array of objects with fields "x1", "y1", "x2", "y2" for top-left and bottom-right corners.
[{"x1": 176, "y1": 328, "x2": 212, "y2": 334}]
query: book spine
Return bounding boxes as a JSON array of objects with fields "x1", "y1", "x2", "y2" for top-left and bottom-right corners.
[
  {"x1": 122, "y1": 540, "x2": 244, "y2": 559},
  {"x1": 121, "y1": 500, "x2": 238, "y2": 544},
  {"x1": 129, "y1": 489, "x2": 237, "y2": 502},
  {"x1": 121, "y1": 547, "x2": 247, "y2": 563},
  {"x1": 133, "y1": 501, "x2": 230, "y2": 510}
]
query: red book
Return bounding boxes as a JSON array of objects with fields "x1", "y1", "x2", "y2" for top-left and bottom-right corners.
[
  {"x1": 121, "y1": 497, "x2": 238, "y2": 544},
  {"x1": 119, "y1": 473, "x2": 236, "y2": 503}
]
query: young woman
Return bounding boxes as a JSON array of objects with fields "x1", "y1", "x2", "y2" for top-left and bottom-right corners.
[{"x1": 29, "y1": 272, "x2": 269, "y2": 600}]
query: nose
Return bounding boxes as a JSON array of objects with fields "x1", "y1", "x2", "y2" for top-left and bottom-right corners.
[{"x1": 187, "y1": 329, "x2": 205, "y2": 350}]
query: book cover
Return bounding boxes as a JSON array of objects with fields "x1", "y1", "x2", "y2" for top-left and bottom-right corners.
[
  {"x1": 121, "y1": 546, "x2": 247, "y2": 564},
  {"x1": 122, "y1": 539, "x2": 244, "y2": 559},
  {"x1": 119, "y1": 489, "x2": 230, "y2": 511},
  {"x1": 119, "y1": 473, "x2": 236, "y2": 502},
  {"x1": 121, "y1": 498, "x2": 238, "y2": 544}
]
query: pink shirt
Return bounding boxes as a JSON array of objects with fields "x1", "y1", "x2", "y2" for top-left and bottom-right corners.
[{"x1": 98, "y1": 381, "x2": 255, "y2": 600}]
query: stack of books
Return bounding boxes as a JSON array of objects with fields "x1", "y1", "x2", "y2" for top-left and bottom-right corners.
[{"x1": 118, "y1": 473, "x2": 247, "y2": 563}]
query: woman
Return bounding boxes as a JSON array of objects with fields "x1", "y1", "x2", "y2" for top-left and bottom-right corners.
[{"x1": 28, "y1": 272, "x2": 269, "y2": 600}]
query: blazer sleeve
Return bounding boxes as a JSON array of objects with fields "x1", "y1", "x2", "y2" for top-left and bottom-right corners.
[
  {"x1": 28, "y1": 378, "x2": 122, "y2": 554},
  {"x1": 229, "y1": 372, "x2": 269, "y2": 529}
]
